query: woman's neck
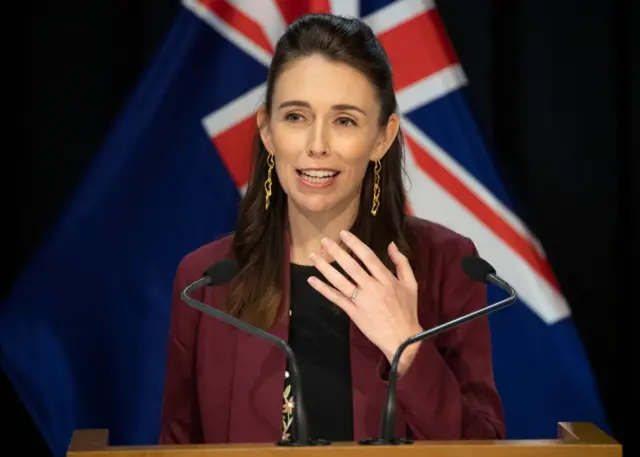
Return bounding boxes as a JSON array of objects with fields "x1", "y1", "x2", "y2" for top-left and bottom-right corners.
[{"x1": 287, "y1": 198, "x2": 359, "y2": 266}]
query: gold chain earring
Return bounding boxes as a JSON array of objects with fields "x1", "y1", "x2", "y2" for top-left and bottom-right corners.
[
  {"x1": 264, "y1": 153, "x2": 275, "y2": 210},
  {"x1": 371, "y1": 159, "x2": 381, "y2": 216}
]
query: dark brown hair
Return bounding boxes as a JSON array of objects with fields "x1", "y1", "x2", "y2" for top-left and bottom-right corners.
[{"x1": 224, "y1": 13, "x2": 413, "y2": 329}]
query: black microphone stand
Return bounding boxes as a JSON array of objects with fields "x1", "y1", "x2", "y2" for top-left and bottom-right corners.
[
  {"x1": 360, "y1": 274, "x2": 517, "y2": 445},
  {"x1": 182, "y1": 276, "x2": 330, "y2": 446}
]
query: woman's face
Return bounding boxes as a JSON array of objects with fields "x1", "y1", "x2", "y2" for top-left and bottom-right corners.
[{"x1": 258, "y1": 54, "x2": 398, "y2": 216}]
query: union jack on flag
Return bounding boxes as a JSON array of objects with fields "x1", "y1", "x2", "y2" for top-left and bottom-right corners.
[
  {"x1": 190, "y1": 0, "x2": 568, "y2": 325},
  {"x1": 0, "y1": 0, "x2": 609, "y2": 456}
]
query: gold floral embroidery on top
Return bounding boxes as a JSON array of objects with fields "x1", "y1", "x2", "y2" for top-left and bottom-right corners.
[{"x1": 281, "y1": 380, "x2": 294, "y2": 440}]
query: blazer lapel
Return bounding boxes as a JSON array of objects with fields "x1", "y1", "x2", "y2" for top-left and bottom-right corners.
[
  {"x1": 228, "y1": 316, "x2": 289, "y2": 443},
  {"x1": 228, "y1": 221, "x2": 292, "y2": 443}
]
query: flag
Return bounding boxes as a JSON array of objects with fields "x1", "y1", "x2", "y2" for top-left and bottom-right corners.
[{"x1": 0, "y1": 1, "x2": 608, "y2": 456}]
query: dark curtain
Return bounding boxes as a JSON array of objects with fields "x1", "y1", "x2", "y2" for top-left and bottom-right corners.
[
  {"x1": 2, "y1": 0, "x2": 636, "y2": 455},
  {"x1": 437, "y1": 0, "x2": 637, "y2": 450}
]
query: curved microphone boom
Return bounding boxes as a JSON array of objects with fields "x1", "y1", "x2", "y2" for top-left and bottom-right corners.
[
  {"x1": 361, "y1": 255, "x2": 518, "y2": 446},
  {"x1": 181, "y1": 259, "x2": 321, "y2": 446}
]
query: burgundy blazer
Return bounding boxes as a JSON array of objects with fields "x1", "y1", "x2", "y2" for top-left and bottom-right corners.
[{"x1": 159, "y1": 216, "x2": 505, "y2": 444}]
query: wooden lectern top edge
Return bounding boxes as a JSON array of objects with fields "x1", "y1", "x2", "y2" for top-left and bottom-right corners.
[
  {"x1": 67, "y1": 422, "x2": 622, "y2": 457},
  {"x1": 68, "y1": 429, "x2": 109, "y2": 452},
  {"x1": 557, "y1": 422, "x2": 618, "y2": 444}
]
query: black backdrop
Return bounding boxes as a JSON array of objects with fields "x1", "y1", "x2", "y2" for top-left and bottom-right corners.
[{"x1": 2, "y1": 1, "x2": 637, "y2": 455}]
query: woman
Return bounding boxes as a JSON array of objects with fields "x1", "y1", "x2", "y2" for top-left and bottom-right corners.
[{"x1": 159, "y1": 12, "x2": 504, "y2": 445}]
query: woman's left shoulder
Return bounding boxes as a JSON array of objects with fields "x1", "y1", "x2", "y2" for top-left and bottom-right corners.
[
  {"x1": 405, "y1": 215, "x2": 478, "y2": 261},
  {"x1": 405, "y1": 217, "x2": 484, "y2": 321}
]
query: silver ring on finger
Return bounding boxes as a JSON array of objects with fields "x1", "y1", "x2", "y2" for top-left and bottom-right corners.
[{"x1": 350, "y1": 286, "x2": 359, "y2": 301}]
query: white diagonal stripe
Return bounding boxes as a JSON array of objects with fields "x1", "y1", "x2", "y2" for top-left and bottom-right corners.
[
  {"x1": 202, "y1": 83, "x2": 266, "y2": 138},
  {"x1": 397, "y1": 64, "x2": 467, "y2": 114},
  {"x1": 402, "y1": 129, "x2": 570, "y2": 324},
  {"x1": 401, "y1": 116, "x2": 548, "y2": 260},
  {"x1": 182, "y1": 0, "x2": 272, "y2": 67},
  {"x1": 363, "y1": 0, "x2": 435, "y2": 35},
  {"x1": 226, "y1": 0, "x2": 287, "y2": 50},
  {"x1": 330, "y1": 0, "x2": 359, "y2": 18}
]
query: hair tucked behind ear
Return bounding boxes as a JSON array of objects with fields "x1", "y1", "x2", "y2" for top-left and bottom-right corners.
[{"x1": 223, "y1": 13, "x2": 414, "y2": 329}]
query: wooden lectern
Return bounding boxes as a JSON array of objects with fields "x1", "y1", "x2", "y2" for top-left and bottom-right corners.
[{"x1": 67, "y1": 422, "x2": 621, "y2": 457}]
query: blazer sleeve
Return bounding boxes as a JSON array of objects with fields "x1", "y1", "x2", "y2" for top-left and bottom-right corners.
[
  {"x1": 159, "y1": 259, "x2": 204, "y2": 444},
  {"x1": 383, "y1": 237, "x2": 505, "y2": 440}
]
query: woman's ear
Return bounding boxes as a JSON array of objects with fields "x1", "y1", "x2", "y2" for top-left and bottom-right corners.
[
  {"x1": 256, "y1": 105, "x2": 274, "y2": 154},
  {"x1": 371, "y1": 113, "x2": 400, "y2": 161}
]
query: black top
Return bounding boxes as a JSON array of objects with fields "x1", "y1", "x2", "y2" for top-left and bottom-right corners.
[{"x1": 282, "y1": 263, "x2": 353, "y2": 442}]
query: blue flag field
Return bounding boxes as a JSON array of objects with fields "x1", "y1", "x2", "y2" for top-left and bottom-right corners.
[{"x1": 0, "y1": 1, "x2": 608, "y2": 456}]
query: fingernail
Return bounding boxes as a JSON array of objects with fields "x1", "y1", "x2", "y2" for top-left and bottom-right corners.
[
  {"x1": 310, "y1": 252, "x2": 317, "y2": 261},
  {"x1": 321, "y1": 237, "x2": 330, "y2": 246},
  {"x1": 339, "y1": 230, "x2": 350, "y2": 239},
  {"x1": 390, "y1": 241, "x2": 398, "y2": 250}
]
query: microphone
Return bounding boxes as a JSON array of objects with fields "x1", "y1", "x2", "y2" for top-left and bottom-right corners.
[
  {"x1": 181, "y1": 259, "x2": 328, "y2": 447},
  {"x1": 360, "y1": 255, "x2": 518, "y2": 446}
]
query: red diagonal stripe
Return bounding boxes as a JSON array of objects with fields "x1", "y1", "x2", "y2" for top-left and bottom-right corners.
[
  {"x1": 274, "y1": 0, "x2": 331, "y2": 25},
  {"x1": 200, "y1": 0, "x2": 273, "y2": 54},
  {"x1": 404, "y1": 133, "x2": 560, "y2": 291},
  {"x1": 378, "y1": 9, "x2": 459, "y2": 92},
  {"x1": 213, "y1": 116, "x2": 256, "y2": 188}
]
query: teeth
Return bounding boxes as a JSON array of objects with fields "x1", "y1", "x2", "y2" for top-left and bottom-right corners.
[
  {"x1": 303, "y1": 175, "x2": 334, "y2": 183},
  {"x1": 300, "y1": 170, "x2": 338, "y2": 178}
]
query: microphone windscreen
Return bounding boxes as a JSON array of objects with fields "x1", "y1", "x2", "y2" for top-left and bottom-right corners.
[
  {"x1": 203, "y1": 259, "x2": 239, "y2": 286},
  {"x1": 461, "y1": 256, "x2": 496, "y2": 284}
]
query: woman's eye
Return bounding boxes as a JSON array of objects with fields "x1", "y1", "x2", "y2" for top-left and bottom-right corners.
[
  {"x1": 285, "y1": 113, "x2": 304, "y2": 122},
  {"x1": 336, "y1": 117, "x2": 356, "y2": 127}
]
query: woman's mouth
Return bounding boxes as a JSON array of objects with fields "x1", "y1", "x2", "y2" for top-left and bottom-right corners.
[{"x1": 296, "y1": 168, "x2": 341, "y2": 188}]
